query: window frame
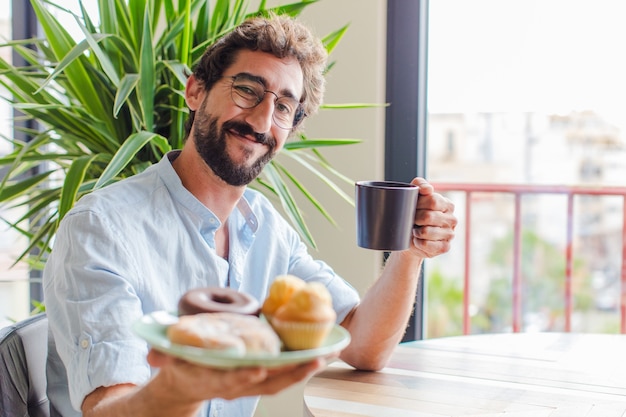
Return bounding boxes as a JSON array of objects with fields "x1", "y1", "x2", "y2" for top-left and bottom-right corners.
[
  {"x1": 385, "y1": 0, "x2": 429, "y2": 341},
  {"x1": 11, "y1": 0, "x2": 43, "y2": 304}
]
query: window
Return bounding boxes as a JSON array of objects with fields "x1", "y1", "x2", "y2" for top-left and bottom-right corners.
[
  {"x1": 0, "y1": 3, "x2": 31, "y2": 327},
  {"x1": 425, "y1": 0, "x2": 626, "y2": 337}
]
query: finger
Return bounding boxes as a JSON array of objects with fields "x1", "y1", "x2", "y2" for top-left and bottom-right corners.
[
  {"x1": 413, "y1": 224, "x2": 456, "y2": 242},
  {"x1": 411, "y1": 236, "x2": 453, "y2": 258},
  {"x1": 190, "y1": 365, "x2": 269, "y2": 401},
  {"x1": 415, "y1": 209, "x2": 458, "y2": 230},
  {"x1": 237, "y1": 358, "x2": 326, "y2": 397},
  {"x1": 416, "y1": 193, "x2": 455, "y2": 214},
  {"x1": 223, "y1": 367, "x2": 269, "y2": 388},
  {"x1": 411, "y1": 178, "x2": 455, "y2": 214},
  {"x1": 411, "y1": 177, "x2": 434, "y2": 195}
]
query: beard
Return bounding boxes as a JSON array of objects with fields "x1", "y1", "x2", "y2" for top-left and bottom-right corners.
[{"x1": 192, "y1": 105, "x2": 277, "y2": 186}]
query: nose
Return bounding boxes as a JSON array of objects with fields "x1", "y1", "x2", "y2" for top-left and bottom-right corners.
[{"x1": 244, "y1": 94, "x2": 275, "y2": 134}]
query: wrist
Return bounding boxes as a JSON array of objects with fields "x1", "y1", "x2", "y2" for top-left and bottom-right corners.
[{"x1": 389, "y1": 249, "x2": 424, "y2": 266}]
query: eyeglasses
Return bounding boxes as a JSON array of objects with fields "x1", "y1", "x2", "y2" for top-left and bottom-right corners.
[{"x1": 225, "y1": 74, "x2": 306, "y2": 130}]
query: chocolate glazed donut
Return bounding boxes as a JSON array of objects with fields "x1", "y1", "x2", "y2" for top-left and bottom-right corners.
[{"x1": 177, "y1": 287, "x2": 261, "y2": 316}]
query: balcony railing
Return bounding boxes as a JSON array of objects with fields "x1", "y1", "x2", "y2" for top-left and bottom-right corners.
[{"x1": 431, "y1": 182, "x2": 626, "y2": 335}]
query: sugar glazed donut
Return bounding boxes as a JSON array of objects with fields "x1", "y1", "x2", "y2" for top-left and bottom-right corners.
[{"x1": 177, "y1": 287, "x2": 260, "y2": 316}]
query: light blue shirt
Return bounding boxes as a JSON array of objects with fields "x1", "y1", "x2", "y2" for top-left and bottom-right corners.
[{"x1": 43, "y1": 151, "x2": 360, "y2": 417}]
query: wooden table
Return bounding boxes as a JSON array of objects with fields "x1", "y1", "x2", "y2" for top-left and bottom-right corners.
[{"x1": 304, "y1": 332, "x2": 626, "y2": 417}]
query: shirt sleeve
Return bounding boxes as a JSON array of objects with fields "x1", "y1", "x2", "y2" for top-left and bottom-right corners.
[
  {"x1": 288, "y1": 237, "x2": 361, "y2": 324},
  {"x1": 241, "y1": 188, "x2": 362, "y2": 325},
  {"x1": 43, "y1": 208, "x2": 151, "y2": 410}
]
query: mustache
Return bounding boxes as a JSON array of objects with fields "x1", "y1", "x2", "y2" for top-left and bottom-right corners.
[{"x1": 223, "y1": 120, "x2": 274, "y2": 146}]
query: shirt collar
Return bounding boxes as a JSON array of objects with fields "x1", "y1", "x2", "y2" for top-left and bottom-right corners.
[{"x1": 159, "y1": 151, "x2": 259, "y2": 233}]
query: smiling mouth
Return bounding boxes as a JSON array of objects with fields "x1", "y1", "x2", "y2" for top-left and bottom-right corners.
[
  {"x1": 223, "y1": 118, "x2": 272, "y2": 144},
  {"x1": 230, "y1": 129, "x2": 270, "y2": 148},
  {"x1": 228, "y1": 128, "x2": 260, "y2": 145}
]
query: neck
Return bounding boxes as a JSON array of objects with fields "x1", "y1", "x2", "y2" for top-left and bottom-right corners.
[{"x1": 171, "y1": 146, "x2": 245, "y2": 223}]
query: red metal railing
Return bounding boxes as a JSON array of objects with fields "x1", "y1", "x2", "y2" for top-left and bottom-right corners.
[{"x1": 430, "y1": 183, "x2": 626, "y2": 335}]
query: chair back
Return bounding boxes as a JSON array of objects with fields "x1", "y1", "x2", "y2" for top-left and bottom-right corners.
[{"x1": 0, "y1": 313, "x2": 50, "y2": 417}]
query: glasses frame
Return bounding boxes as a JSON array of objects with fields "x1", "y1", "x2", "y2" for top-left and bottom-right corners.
[{"x1": 224, "y1": 75, "x2": 306, "y2": 130}]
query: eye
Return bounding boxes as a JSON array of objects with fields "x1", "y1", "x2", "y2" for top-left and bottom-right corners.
[
  {"x1": 233, "y1": 84, "x2": 260, "y2": 100},
  {"x1": 275, "y1": 98, "x2": 296, "y2": 115}
]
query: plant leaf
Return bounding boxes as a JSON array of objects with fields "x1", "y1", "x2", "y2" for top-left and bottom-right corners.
[
  {"x1": 274, "y1": 160, "x2": 337, "y2": 226},
  {"x1": 58, "y1": 154, "x2": 99, "y2": 222},
  {"x1": 138, "y1": 3, "x2": 155, "y2": 129},
  {"x1": 262, "y1": 162, "x2": 316, "y2": 248},
  {"x1": 283, "y1": 138, "x2": 361, "y2": 151},
  {"x1": 94, "y1": 131, "x2": 168, "y2": 189},
  {"x1": 0, "y1": 171, "x2": 54, "y2": 203},
  {"x1": 322, "y1": 23, "x2": 350, "y2": 55},
  {"x1": 114, "y1": 73, "x2": 140, "y2": 117}
]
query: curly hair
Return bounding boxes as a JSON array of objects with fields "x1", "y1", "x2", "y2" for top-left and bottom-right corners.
[{"x1": 184, "y1": 13, "x2": 328, "y2": 136}]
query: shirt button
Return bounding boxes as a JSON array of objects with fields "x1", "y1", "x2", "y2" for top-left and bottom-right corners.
[
  {"x1": 209, "y1": 218, "x2": 217, "y2": 224},
  {"x1": 80, "y1": 339, "x2": 89, "y2": 349}
]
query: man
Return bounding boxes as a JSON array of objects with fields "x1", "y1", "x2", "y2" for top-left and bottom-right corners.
[{"x1": 43, "y1": 13, "x2": 457, "y2": 417}]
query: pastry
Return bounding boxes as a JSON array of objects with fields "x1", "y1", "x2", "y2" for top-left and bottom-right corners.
[
  {"x1": 177, "y1": 287, "x2": 260, "y2": 316},
  {"x1": 166, "y1": 312, "x2": 281, "y2": 356},
  {"x1": 270, "y1": 282, "x2": 337, "y2": 350},
  {"x1": 261, "y1": 274, "x2": 306, "y2": 321}
]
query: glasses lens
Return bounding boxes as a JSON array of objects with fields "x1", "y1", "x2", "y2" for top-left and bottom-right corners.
[
  {"x1": 273, "y1": 97, "x2": 299, "y2": 129},
  {"x1": 230, "y1": 75, "x2": 302, "y2": 129},
  {"x1": 231, "y1": 78, "x2": 262, "y2": 109}
]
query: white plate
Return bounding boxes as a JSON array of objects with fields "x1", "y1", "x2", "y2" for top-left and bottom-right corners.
[{"x1": 132, "y1": 311, "x2": 351, "y2": 369}]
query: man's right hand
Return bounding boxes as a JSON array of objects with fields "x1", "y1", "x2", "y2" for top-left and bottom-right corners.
[
  {"x1": 81, "y1": 349, "x2": 327, "y2": 417},
  {"x1": 147, "y1": 348, "x2": 326, "y2": 401}
]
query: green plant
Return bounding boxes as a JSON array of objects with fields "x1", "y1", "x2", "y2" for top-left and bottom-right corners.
[
  {"x1": 0, "y1": 0, "x2": 366, "y2": 268},
  {"x1": 426, "y1": 267, "x2": 464, "y2": 338},
  {"x1": 478, "y1": 229, "x2": 592, "y2": 332}
]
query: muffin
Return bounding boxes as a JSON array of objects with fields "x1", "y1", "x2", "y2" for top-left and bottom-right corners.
[
  {"x1": 261, "y1": 274, "x2": 306, "y2": 322},
  {"x1": 270, "y1": 282, "x2": 337, "y2": 350}
]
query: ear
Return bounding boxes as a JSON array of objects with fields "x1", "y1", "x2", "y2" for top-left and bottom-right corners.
[{"x1": 185, "y1": 75, "x2": 205, "y2": 111}]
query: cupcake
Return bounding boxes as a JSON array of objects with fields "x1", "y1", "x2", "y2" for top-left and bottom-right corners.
[
  {"x1": 261, "y1": 274, "x2": 306, "y2": 322},
  {"x1": 270, "y1": 282, "x2": 337, "y2": 350}
]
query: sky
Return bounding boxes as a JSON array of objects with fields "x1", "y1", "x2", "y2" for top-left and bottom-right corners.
[{"x1": 427, "y1": 0, "x2": 626, "y2": 129}]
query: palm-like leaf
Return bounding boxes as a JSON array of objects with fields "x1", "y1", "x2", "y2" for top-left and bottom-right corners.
[{"x1": 0, "y1": 0, "x2": 367, "y2": 266}]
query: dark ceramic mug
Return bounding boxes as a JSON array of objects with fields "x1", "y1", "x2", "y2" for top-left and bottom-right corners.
[{"x1": 355, "y1": 180, "x2": 420, "y2": 251}]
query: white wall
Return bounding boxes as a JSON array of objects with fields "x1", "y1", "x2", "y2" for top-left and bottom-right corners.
[{"x1": 255, "y1": 1, "x2": 387, "y2": 416}]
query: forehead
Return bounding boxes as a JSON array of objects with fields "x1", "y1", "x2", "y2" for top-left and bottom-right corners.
[{"x1": 228, "y1": 49, "x2": 304, "y2": 99}]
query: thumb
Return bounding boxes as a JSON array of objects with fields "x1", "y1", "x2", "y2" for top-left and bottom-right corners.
[{"x1": 411, "y1": 177, "x2": 434, "y2": 195}]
